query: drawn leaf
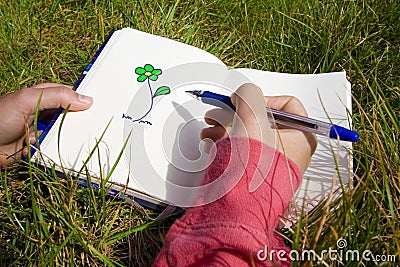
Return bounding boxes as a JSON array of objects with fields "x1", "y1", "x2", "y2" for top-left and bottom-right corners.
[{"x1": 154, "y1": 86, "x2": 170, "y2": 97}]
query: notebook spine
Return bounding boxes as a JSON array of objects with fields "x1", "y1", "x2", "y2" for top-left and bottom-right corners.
[
  {"x1": 36, "y1": 30, "x2": 116, "y2": 146},
  {"x1": 73, "y1": 30, "x2": 115, "y2": 90}
]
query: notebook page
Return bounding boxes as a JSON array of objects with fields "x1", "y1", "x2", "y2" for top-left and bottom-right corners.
[{"x1": 36, "y1": 28, "x2": 226, "y2": 202}]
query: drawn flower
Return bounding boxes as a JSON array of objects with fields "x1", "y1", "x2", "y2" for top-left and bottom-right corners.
[
  {"x1": 135, "y1": 64, "x2": 162, "y2": 82},
  {"x1": 123, "y1": 64, "x2": 171, "y2": 125}
]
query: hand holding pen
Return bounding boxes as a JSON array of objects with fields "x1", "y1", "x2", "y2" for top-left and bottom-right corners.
[
  {"x1": 187, "y1": 88, "x2": 359, "y2": 143},
  {"x1": 196, "y1": 83, "x2": 319, "y2": 173}
]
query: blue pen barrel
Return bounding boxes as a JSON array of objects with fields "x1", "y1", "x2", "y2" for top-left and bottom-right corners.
[
  {"x1": 329, "y1": 125, "x2": 360, "y2": 142},
  {"x1": 201, "y1": 91, "x2": 236, "y2": 110}
]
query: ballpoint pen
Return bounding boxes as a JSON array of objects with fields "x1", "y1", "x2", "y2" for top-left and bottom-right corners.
[{"x1": 186, "y1": 90, "x2": 359, "y2": 142}]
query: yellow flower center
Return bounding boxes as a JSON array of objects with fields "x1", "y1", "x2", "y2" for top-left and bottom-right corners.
[{"x1": 145, "y1": 71, "x2": 152, "y2": 76}]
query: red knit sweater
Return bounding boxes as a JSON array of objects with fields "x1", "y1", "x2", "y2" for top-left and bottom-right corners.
[{"x1": 154, "y1": 137, "x2": 302, "y2": 266}]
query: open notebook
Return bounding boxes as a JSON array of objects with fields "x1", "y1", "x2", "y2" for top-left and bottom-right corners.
[{"x1": 33, "y1": 28, "x2": 353, "y2": 214}]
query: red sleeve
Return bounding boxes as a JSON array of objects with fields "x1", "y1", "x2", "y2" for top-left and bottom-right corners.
[{"x1": 153, "y1": 137, "x2": 302, "y2": 267}]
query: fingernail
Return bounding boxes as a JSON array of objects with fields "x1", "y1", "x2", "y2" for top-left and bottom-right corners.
[
  {"x1": 29, "y1": 134, "x2": 37, "y2": 144},
  {"x1": 22, "y1": 147, "x2": 29, "y2": 157},
  {"x1": 78, "y1": 94, "x2": 93, "y2": 104}
]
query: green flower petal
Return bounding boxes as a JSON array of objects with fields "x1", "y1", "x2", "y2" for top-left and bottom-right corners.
[
  {"x1": 137, "y1": 74, "x2": 148, "y2": 82},
  {"x1": 144, "y1": 64, "x2": 154, "y2": 72},
  {"x1": 135, "y1": 67, "x2": 145, "y2": 75},
  {"x1": 152, "y1": 69, "x2": 162, "y2": 75},
  {"x1": 149, "y1": 74, "x2": 158, "y2": 81}
]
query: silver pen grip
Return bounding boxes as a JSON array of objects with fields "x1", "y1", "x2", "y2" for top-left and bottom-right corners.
[{"x1": 269, "y1": 108, "x2": 331, "y2": 136}]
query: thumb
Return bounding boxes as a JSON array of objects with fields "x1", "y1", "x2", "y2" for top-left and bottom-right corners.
[
  {"x1": 230, "y1": 83, "x2": 274, "y2": 145},
  {"x1": 20, "y1": 84, "x2": 93, "y2": 113}
]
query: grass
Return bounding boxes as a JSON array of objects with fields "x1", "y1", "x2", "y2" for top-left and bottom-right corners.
[{"x1": 0, "y1": 0, "x2": 399, "y2": 266}]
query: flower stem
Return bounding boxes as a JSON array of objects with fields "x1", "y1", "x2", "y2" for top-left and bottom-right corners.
[{"x1": 132, "y1": 79, "x2": 154, "y2": 123}]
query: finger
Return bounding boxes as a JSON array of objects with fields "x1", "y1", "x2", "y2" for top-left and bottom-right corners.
[
  {"x1": 1, "y1": 137, "x2": 25, "y2": 166},
  {"x1": 266, "y1": 96, "x2": 318, "y2": 172},
  {"x1": 265, "y1": 96, "x2": 317, "y2": 136},
  {"x1": 31, "y1": 83, "x2": 73, "y2": 90},
  {"x1": 230, "y1": 83, "x2": 274, "y2": 144},
  {"x1": 22, "y1": 147, "x2": 29, "y2": 158},
  {"x1": 18, "y1": 85, "x2": 93, "y2": 114},
  {"x1": 200, "y1": 125, "x2": 229, "y2": 142},
  {"x1": 201, "y1": 139, "x2": 213, "y2": 154},
  {"x1": 28, "y1": 130, "x2": 43, "y2": 145},
  {"x1": 200, "y1": 125, "x2": 230, "y2": 154},
  {"x1": 265, "y1": 95, "x2": 308, "y2": 117},
  {"x1": 204, "y1": 108, "x2": 234, "y2": 127}
]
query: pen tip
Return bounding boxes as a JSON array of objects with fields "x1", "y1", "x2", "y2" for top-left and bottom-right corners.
[{"x1": 185, "y1": 90, "x2": 202, "y2": 97}]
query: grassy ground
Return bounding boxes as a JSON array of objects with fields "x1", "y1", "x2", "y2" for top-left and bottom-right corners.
[{"x1": 0, "y1": 0, "x2": 399, "y2": 266}]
